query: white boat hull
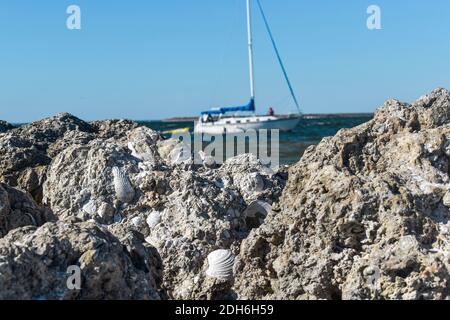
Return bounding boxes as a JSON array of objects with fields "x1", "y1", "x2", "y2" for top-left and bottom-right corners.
[{"x1": 194, "y1": 115, "x2": 301, "y2": 134}]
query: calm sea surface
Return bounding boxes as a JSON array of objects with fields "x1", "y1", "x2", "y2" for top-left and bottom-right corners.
[{"x1": 140, "y1": 115, "x2": 373, "y2": 165}]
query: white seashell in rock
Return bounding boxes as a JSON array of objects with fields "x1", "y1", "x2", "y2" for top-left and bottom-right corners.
[
  {"x1": 146, "y1": 211, "x2": 162, "y2": 229},
  {"x1": 443, "y1": 191, "x2": 450, "y2": 207},
  {"x1": 112, "y1": 166, "x2": 135, "y2": 203},
  {"x1": 169, "y1": 146, "x2": 191, "y2": 165},
  {"x1": 131, "y1": 216, "x2": 143, "y2": 227},
  {"x1": 206, "y1": 249, "x2": 235, "y2": 281},
  {"x1": 243, "y1": 200, "x2": 272, "y2": 229},
  {"x1": 244, "y1": 200, "x2": 272, "y2": 218},
  {"x1": 128, "y1": 142, "x2": 141, "y2": 160}
]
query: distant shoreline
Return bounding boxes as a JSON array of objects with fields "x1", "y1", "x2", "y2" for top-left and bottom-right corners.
[
  {"x1": 162, "y1": 113, "x2": 374, "y2": 122},
  {"x1": 7, "y1": 113, "x2": 374, "y2": 127}
]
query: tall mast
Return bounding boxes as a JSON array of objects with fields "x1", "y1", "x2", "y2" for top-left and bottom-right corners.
[{"x1": 246, "y1": 0, "x2": 255, "y2": 103}]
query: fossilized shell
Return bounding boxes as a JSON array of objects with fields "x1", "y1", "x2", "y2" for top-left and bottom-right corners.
[
  {"x1": 198, "y1": 151, "x2": 216, "y2": 168},
  {"x1": 83, "y1": 200, "x2": 114, "y2": 221},
  {"x1": 206, "y1": 249, "x2": 235, "y2": 281},
  {"x1": 98, "y1": 202, "x2": 114, "y2": 221},
  {"x1": 144, "y1": 236, "x2": 154, "y2": 246},
  {"x1": 112, "y1": 167, "x2": 135, "y2": 203},
  {"x1": 82, "y1": 200, "x2": 97, "y2": 216},
  {"x1": 239, "y1": 172, "x2": 265, "y2": 194},
  {"x1": 244, "y1": 200, "x2": 272, "y2": 218},
  {"x1": 113, "y1": 213, "x2": 123, "y2": 223},
  {"x1": 128, "y1": 142, "x2": 156, "y2": 163},
  {"x1": 146, "y1": 211, "x2": 161, "y2": 228},
  {"x1": 128, "y1": 142, "x2": 142, "y2": 160}
]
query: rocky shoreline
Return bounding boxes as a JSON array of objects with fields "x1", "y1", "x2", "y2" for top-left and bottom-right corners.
[{"x1": 0, "y1": 88, "x2": 449, "y2": 300}]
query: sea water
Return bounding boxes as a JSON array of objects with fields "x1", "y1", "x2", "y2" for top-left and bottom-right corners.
[{"x1": 140, "y1": 114, "x2": 373, "y2": 165}]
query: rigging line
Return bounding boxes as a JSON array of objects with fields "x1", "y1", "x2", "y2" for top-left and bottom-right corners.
[{"x1": 256, "y1": 0, "x2": 302, "y2": 114}]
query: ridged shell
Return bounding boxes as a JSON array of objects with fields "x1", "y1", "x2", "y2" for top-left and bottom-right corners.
[
  {"x1": 146, "y1": 211, "x2": 161, "y2": 228},
  {"x1": 206, "y1": 249, "x2": 235, "y2": 281},
  {"x1": 112, "y1": 167, "x2": 135, "y2": 203}
]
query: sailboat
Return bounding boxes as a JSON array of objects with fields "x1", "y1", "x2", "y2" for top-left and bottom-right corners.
[{"x1": 194, "y1": 0, "x2": 302, "y2": 135}]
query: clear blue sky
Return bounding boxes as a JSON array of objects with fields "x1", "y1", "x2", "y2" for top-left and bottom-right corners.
[{"x1": 1, "y1": 0, "x2": 449, "y2": 122}]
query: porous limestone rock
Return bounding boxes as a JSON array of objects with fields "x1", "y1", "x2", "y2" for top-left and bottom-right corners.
[
  {"x1": 0, "y1": 221, "x2": 162, "y2": 300},
  {"x1": 42, "y1": 126, "x2": 164, "y2": 224},
  {"x1": 234, "y1": 88, "x2": 450, "y2": 300},
  {"x1": 91, "y1": 119, "x2": 139, "y2": 141},
  {"x1": 219, "y1": 154, "x2": 284, "y2": 203},
  {"x1": 142, "y1": 155, "x2": 286, "y2": 299},
  {"x1": 9, "y1": 113, "x2": 288, "y2": 299},
  {"x1": 6, "y1": 88, "x2": 449, "y2": 300},
  {"x1": 0, "y1": 113, "x2": 95, "y2": 199},
  {"x1": 0, "y1": 120, "x2": 14, "y2": 133},
  {"x1": 127, "y1": 126, "x2": 162, "y2": 165}
]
